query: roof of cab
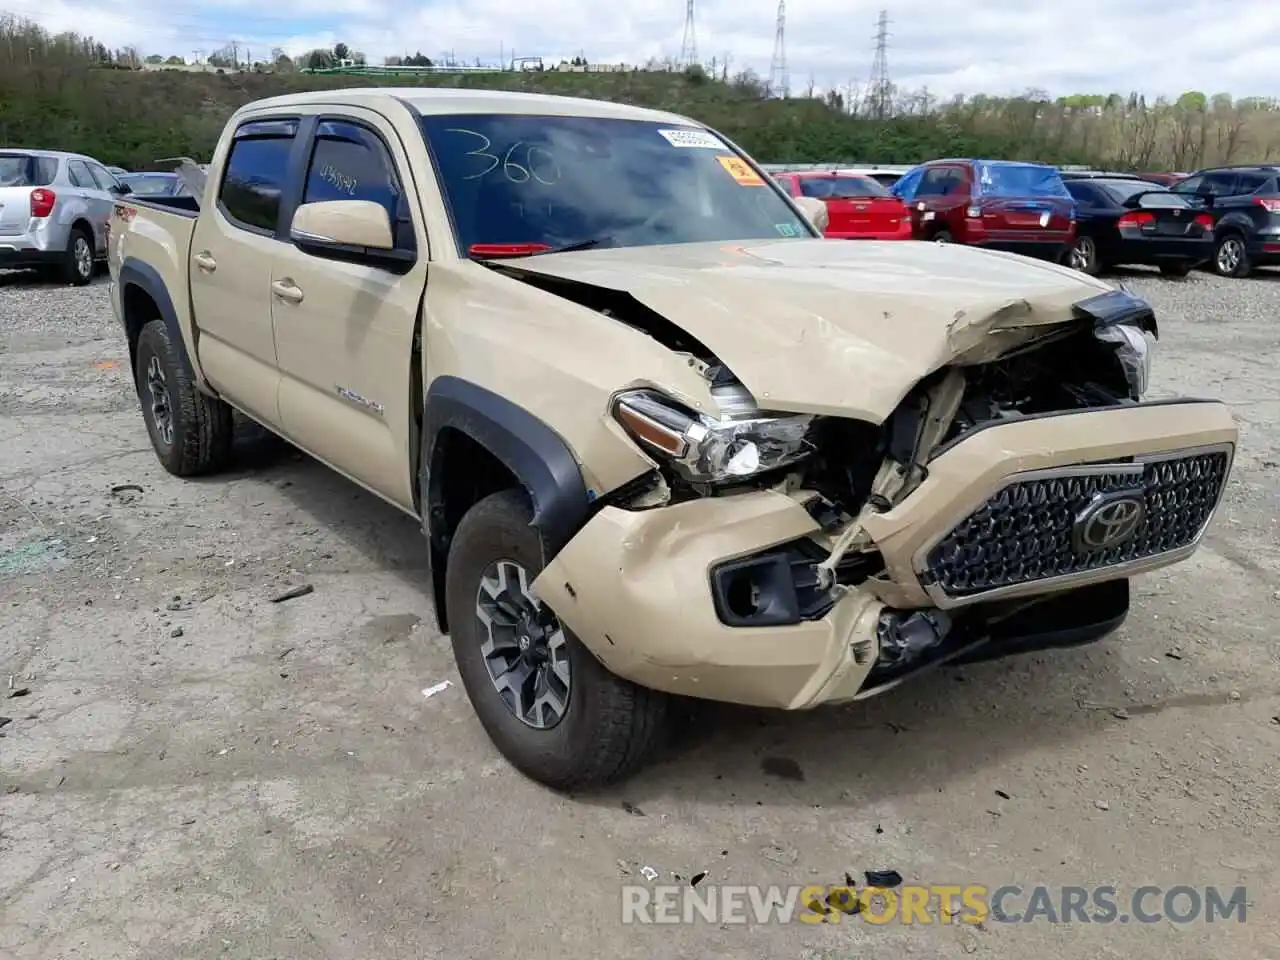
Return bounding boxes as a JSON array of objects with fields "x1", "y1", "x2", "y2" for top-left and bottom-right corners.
[{"x1": 234, "y1": 86, "x2": 699, "y2": 127}]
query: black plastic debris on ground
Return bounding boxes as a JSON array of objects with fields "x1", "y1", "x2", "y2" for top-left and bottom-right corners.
[
  {"x1": 865, "y1": 869, "x2": 904, "y2": 888},
  {"x1": 690, "y1": 871, "x2": 707, "y2": 887},
  {"x1": 271, "y1": 584, "x2": 314, "y2": 603},
  {"x1": 621, "y1": 800, "x2": 645, "y2": 817}
]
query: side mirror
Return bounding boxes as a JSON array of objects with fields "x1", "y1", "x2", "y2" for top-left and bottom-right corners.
[
  {"x1": 793, "y1": 196, "x2": 829, "y2": 233},
  {"x1": 111, "y1": 183, "x2": 132, "y2": 196},
  {"x1": 290, "y1": 199, "x2": 394, "y2": 251}
]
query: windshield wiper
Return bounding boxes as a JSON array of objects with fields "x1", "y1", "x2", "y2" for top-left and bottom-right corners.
[{"x1": 534, "y1": 235, "x2": 614, "y2": 255}]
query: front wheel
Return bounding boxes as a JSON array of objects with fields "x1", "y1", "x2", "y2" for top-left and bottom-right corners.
[
  {"x1": 1212, "y1": 234, "x2": 1251, "y2": 278},
  {"x1": 933, "y1": 229, "x2": 953, "y2": 244},
  {"x1": 1067, "y1": 235, "x2": 1100, "y2": 275},
  {"x1": 444, "y1": 489, "x2": 669, "y2": 790},
  {"x1": 133, "y1": 319, "x2": 234, "y2": 476}
]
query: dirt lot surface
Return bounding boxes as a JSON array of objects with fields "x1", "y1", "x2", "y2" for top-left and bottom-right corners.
[{"x1": 1, "y1": 266, "x2": 1277, "y2": 960}]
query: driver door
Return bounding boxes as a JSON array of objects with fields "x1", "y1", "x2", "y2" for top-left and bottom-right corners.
[{"x1": 270, "y1": 108, "x2": 428, "y2": 510}]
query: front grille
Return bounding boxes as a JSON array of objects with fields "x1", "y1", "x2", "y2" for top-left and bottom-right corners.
[{"x1": 922, "y1": 450, "x2": 1230, "y2": 599}]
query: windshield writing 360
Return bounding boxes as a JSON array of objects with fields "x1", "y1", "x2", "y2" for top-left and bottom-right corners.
[{"x1": 419, "y1": 115, "x2": 814, "y2": 255}]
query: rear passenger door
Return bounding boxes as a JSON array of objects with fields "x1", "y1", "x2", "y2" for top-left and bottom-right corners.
[
  {"x1": 66, "y1": 159, "x2": 114, "y2": 253},
  {"x1": 270, "y1": 109, "x2": 428, "y2": 510},
  {"x1": 188, "y1": 117, "x2": 299, "y2": 427}
]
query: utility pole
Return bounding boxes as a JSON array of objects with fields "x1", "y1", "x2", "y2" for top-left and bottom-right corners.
[
  {"x1": 679, "y1": 0, "x2": 698, "y2": 68},
  {"x1": 768, "y1": 0, "x2": 787, "y2": 98},
  {"x1": 867, "y1": 9, "x2": 892, "y2": 120}
]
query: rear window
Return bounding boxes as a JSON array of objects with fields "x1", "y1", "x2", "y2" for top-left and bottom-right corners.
[
  {"x1": 0, "y1": 153, "x2": 58, "y2": 187},
  {"x1": 1098, "y1": 180, "x2": 1184, "y2": 206},
  {"x1": 798, "y1": 176, "x2": 888, "y2": 199},
  {"x1": 974, "y1": 162, "x2": 1071, "y2": 199}
]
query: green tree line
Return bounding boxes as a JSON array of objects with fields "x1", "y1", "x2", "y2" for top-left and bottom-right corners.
[{"x1": 2, "y1": 15, "x2": 1279, "y2": 172}]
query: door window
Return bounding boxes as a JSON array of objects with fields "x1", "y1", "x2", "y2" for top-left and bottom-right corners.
[
  {"x1": 67, "y1": 159, "x2": 95, "y2": 189},
  {"x1": 1201, "y1": 172, "x2": 1239, "y2": 197},
  {"x1": 87, "y1": 163, "x2": 120, "y2": 192},
  {"x1": 218, "y1": 121, "x2": 297, "y2": 233},
  {"x1": 302, "y1": 120, "x2": 415, "y2": 251},
  {"x1": 918, "y1": 166, "x2": 964, "y2": 197}
]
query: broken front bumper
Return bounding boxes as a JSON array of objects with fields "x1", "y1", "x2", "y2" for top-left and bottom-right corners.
[{"x1": 532, "y1": 398, "x2": 1237, "y2": 710}]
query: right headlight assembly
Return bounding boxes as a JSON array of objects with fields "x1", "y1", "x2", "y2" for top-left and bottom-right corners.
[{"x1": 612, "y1": 389, "x2": 816, "y2": 485}]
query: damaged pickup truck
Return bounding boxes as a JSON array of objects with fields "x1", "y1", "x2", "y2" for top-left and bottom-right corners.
[{"x1": 107, "y1": 89, "x2": 1238, "y2": 789}]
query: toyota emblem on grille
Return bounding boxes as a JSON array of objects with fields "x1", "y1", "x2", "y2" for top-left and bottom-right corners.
[{"x1": 1073, "y1": 490, "x2": 1147, "y2": 552}]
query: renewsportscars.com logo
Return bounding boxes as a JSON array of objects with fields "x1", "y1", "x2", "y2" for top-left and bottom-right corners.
[{"x1": 621, "y1": 884, "x2": 1249, "y2": 926}]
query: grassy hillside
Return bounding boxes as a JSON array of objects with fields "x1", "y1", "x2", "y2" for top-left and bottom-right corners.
[{"x1": 3, "y1": 17, "x2": 1280, "y2": 171}]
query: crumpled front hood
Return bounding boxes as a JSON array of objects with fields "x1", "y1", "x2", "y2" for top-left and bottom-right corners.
[{"x1": 498, "y1": 238, "x2": 1114, "y2": 422}]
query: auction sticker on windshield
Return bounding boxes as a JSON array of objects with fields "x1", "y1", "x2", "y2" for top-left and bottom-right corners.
[
  {"x1": 657, "y1": 128, "x2": 727, "y2": 149},
  {"x1": 716, "y1": 155, "x2": 765, "y2": 186}
]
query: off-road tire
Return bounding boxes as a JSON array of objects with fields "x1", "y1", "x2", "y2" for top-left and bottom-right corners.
[
  {"x1": 62, "y1": 226, "x2": 94, "y2": 286},
  {"x1": 133, "y1": 319, "x2": 234, "y2": 477},
  {"x1": 1159, "y1": 261, "x2": 1192, "y2": 278},
  {"x1": 1211, "y1": 233, "x2": 1251, "y2": 278},
  {"x1": 445, "y1": 489, "x2": 669, "y2": 790}
]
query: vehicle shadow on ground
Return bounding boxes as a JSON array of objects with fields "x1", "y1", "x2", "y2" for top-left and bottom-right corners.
[
  {"x1": 212, "y1": 431, "x2": 1130, "y2": 809},
  {"x1": 199, "y1": 416, "x2": 429, "y2": 579}
]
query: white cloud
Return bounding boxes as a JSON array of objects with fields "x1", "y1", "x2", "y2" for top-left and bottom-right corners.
[{"x1": 8, "y1": 0, "x2": 1280, "y2": 99}]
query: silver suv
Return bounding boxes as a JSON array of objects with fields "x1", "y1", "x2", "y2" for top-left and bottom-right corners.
[{"x1": 0, "y1": 149, "x2": 127, "y2": 285}]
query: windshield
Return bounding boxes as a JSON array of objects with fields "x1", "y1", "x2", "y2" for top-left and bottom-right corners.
[
  {"x1": 0, "y1": 154, "x2": 58, "y2": 187},
  {"x1": 798, "y1": 176, "x2": 888, "y2": 199},
  {"x1": 974, "y1": 162, "x2": 1071, "y2": 200},
  {"x1": 419, "y1": 114, "x2": 815, "y2": 255},
  {"x1": 123, "y1": 174, "x2": 181, "y2": 196},
  {"x1": 1098, "y1": 180, "x2": 1183, "y2": 206}
]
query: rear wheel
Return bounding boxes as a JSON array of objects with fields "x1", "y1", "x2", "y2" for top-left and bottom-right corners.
[
  {"x1": 133, "y1": 320, "x2": 234, "y2": 476},
  {"x1": 1067, "y1": 235, "x2": 1100, "y2": 275},
  {"x1": 445, "y1": 489, "x2": 669, "y2": 790},
  {"x1": 1159, "y1": 261, "x2": 1192, "y2": 278},
  {"x1": 1212, "y1": 234, "x2": 1251, "y2": 278},
  {"x1": 62, "y1": 226, "x2": 94, "y2": 286}
]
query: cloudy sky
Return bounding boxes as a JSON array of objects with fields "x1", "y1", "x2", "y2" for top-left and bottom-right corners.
[{"x1": 9, "y1": 0, "x2": 1280, "y2": 100}]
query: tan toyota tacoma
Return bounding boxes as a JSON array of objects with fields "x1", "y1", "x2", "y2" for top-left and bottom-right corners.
[{"x1": 107, "y1": 88, "x2": 1238, "y2": 789}]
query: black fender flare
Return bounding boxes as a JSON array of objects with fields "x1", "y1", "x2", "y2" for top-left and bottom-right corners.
[
  {"x1": 118, "y1": 257, "x2": 194, "y2": 374},
  {"x1": 420, "y1": 375, "x2": 591, "y2": 628}
]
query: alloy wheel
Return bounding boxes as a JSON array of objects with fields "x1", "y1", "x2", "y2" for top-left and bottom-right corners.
[
  {"x1": 146, "y1": 354, "x2": 174, "y2": 447},
  {"x1": 1069, "y1": 236, "x2": 1095, "y2": 272},
  {"x1": 1216, "y1": 237, "x2": 1243, "y2": 274},
  {"x1": 474, "y1": 558, "x2": 571, "y2": 730},
  {"x1": 74, "y1": 236, "x2": 92, "y2": 279}
]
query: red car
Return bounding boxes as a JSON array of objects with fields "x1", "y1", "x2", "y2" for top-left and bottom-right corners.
[
  {"x1": 773, "y1": 172, "x2": 913, "y2": 240},
  {"x1": 890, "y1": 159, "x2": 1077, "y2": 261}
]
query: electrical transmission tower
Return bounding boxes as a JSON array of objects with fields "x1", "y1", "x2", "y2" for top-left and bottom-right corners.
[
  {"x1": 867, "y1": 9, "x2": 892, "y2": 119},
  {"x1": 679, "y1": 0, "x2": 699, "y2": 68},
  {"x1": 768, "y1": 0, "x2": 788, "y2": 98}
]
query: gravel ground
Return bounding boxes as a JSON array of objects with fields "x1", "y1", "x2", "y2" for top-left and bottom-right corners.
[{"x1": 1, "y1": 264, "x2": 1277, "y2": 960}]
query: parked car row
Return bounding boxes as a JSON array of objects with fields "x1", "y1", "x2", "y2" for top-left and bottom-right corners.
[
  {"x1": 0, "y1": 148, "x2": 131, "y2": 284},
  {"x1": 773, "y1": 156, "x2": 1278, "y2": 280},
  {"x1": 0, "y1": 150, "x2": 204, "y2": 284}
]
